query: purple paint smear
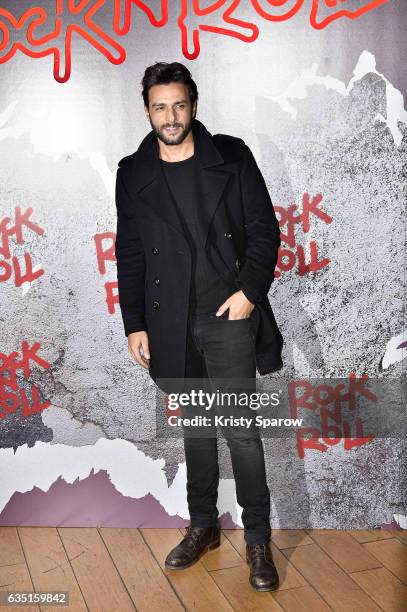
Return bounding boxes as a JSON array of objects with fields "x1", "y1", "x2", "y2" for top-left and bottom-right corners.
[
  {"x1": 0, "y1": 469, "x2": 241, "y2": 529},
  {"x1": 381, "y1": 518, "x2": 404, "y2": 530}
]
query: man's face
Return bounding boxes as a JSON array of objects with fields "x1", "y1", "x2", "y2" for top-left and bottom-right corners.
[{"x1": 145, "y1": 82, "x2": 196, "y2": 146}]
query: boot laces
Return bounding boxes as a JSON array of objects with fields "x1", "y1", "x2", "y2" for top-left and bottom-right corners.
[
  {"x1": 250, "y1": 543, "x2": 267, "y2": 558},
  {"x1": 184, "y1": 526, "x2": 204, "y2": 547}
]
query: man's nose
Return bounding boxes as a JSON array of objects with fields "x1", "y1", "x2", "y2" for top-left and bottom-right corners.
[{"x1": 165, "y1": 108, "x2": 177, "y2": 124}]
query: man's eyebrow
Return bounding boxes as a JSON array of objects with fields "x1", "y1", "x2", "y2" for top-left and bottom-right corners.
[{"x1": 151, "y1": 99, "x2": 189, "y2": 108}]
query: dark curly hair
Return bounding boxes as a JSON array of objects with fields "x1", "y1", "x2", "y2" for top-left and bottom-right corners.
[{"x1": 141, "y1": 62, "x2": 198, "y2": 109}]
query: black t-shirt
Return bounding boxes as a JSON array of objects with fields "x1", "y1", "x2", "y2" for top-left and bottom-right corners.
[{"x1": 160, "y1": 154, "x2": 233, "y2": 314}]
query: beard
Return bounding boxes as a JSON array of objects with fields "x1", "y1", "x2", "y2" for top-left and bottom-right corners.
[{"x1": 148, "y1": 112, "x2": 194, "y2": 146}]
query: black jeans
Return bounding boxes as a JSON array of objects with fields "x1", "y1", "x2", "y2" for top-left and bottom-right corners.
[{"x1": 182, "y1": 309, "x2": 271, "y2": 546}]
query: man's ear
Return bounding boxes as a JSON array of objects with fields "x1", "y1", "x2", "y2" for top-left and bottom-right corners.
[
  {"x1": 192, "y1": 102, "x2": 197, "y2": 118},
  {"x1": 144, "y1": 105, "x2": 150, "y2": 120}
]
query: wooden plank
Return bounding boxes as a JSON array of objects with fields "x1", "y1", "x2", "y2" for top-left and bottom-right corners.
[
  {"x1": 58, "y1": 527, "x2": 134, "y2": 611},
  {"x1": 209, "y1": 565, "x2": 283, "y2": 610},
  {"x1": 349, "y1": 530, "x2": 398, "y2": 544},
  {"x1": 141, "y1": 528, "x2": 233, "y2": 610},
  {"x1": 270, "y1": 530, "x2": 313, "y2": 550},
  {"x1": 282, "y1": 543, "x2": 382, "y2": 611},
  {"x1": 308, "y1": 530, "x2": 382, "y2": 573},
  {"x1": 99, "y1": 527, "x2": 183, "y2": 610},
  {"x1": 8, "y1": 526, "x2": 405, "y2": 611},
  {"x1": 272, "y1": 585, "x2": 332, "y2": 612},
  {"x1": 178, "y1": 527, "x2": 245, "y2": 571},
  {"x1": 0, "y1": 527, "x2": 39, "y2": 612},
  {"x1": 386, "y1": 529, "x2": 407, "y2": 547},
  {"x1": 350, "y1": 566, "x2": 407, "y2": 611},
  {"x1": 18, "y1": 527, "x2": 87, "y2": 612},
  {"x1": 223, "y1": 528, "x2": 307, "y2": 590},
  {"x1": 363, "y1": 539, "x2": 407, "y2": 584}
]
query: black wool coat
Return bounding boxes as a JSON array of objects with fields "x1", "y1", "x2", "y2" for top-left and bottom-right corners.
[{"x1": 115, "y1": 118, "x2": 283, "y2": 383}]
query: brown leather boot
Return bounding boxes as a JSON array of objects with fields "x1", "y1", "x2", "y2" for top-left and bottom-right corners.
[
  {"x1": 246, "y1": 543, "x2": 279, "y2": 591},
  {"x1": 165, "y1": 526, "x2": 220, "y2": 570}
]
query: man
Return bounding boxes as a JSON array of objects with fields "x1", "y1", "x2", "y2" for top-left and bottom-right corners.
[{"x1": 115, "y1": 62, "x2": 283, "y2": 592}]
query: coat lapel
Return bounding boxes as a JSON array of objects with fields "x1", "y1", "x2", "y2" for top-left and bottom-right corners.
[
  {"x1": 192, "y1": 120, "x2": 232, "y2": 248},
  {"x1": 128, "y1": 119, "x2": 233, "y2": 247},
  {"x1": 129, "y1": 136, "x2": 186, "y2": 238}
]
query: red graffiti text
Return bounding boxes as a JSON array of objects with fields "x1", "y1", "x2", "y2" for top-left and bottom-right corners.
[
  {"x1": 0, "y1": 206, "x2": 45, "y2": 288},
  {"x1": 0, "y1": 341, "x2": 52, "y2": 420},
  {"x1": 94, "y1": 232, "x2": 118, "y2": 314},
  {"x1": 0, "y1": 0, "x2": 391, "y2": 82},
  {"x1": 288, "y1": 374, "x2": 376, "y2": 458},
  {"x1": 275, "y1": 193, "x2": 332, "y2": 278}
]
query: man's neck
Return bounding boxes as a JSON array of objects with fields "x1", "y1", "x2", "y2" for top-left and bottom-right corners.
[{"x1": 158, "y1": 131, "x2": 194, "y2": 162}]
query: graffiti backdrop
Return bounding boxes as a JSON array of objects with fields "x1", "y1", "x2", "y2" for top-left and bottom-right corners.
[{"x1": 0, "y1": 0, "x2": 406, "y2": 529}]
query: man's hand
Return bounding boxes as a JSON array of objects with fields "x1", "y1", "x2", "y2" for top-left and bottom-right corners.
[
  {"x1": 128, "y1": 331, "x2": 150, "y2": 368},
  {"x1": 216, "y1": 290, "x2": 255, "y2": 320}
]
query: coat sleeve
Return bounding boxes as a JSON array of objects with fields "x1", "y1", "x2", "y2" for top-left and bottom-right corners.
[
  {"x1": 235, "y1": 144, "x2": 281, "y2": 304},
  {"x1": 115, "y1": 166, "x2": 147, "y2": 335}
]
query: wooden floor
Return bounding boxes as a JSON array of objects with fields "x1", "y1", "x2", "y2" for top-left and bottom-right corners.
[{"x1": 0, "y1": 527, "x2": 406, "y2": 611}]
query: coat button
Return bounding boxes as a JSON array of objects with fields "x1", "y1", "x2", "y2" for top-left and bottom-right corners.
[
  {"x1": 225, "y1": 231, "x2": 232, "y2": 239},
  {"x1": 152, "y1": 247, "x2": 159, "y2": 255},
  {"x1": 154, "y1": 277, "x2": 160, "y2": 286},
  {"x1": 235, "y1": 258, "x2": 241, "y2": 270},
  {"x1": 152, "y1": 299, "x2": 160, "y2": 309}
]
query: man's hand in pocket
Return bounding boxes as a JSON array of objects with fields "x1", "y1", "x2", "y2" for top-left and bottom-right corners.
[{"x1": 216, "y1": 290, "x2": 255, "y2": 320}]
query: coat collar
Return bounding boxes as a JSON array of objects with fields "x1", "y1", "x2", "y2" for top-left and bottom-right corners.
[
  {"x1": 127, "y1": 118, "x2": 232, "y2": 247},
  {"x1": 131, "y1": 118, "x2": 224, "y2": 191}
]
